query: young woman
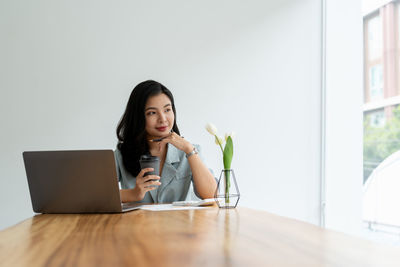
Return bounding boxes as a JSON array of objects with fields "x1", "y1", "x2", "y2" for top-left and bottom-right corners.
[{"x1": 115, "y1": 80, "x2": 216, "y2": 203}]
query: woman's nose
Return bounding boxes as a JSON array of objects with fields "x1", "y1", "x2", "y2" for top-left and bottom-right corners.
[{"x1": 158, "y1": 113, "x2": 167, "y2": 122}]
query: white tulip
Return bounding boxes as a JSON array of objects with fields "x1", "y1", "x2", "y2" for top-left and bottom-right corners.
[
  {"x1": 205, "y1": 123, "x2": 218, "y2": 135},
  {"x1": 225, "y1": 132, "x2": 236, "y2": 141},
  {"x1": 215, "y1": 135, "x2": 224, "y2": 146}
]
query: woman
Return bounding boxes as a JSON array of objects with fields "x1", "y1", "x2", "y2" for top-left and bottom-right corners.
[{"x1": 115, "y1": 80, "x2": 216, "y2": 203}]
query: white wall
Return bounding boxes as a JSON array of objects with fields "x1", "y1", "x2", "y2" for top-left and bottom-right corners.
[
  {"x1": 0, "y1": 0, "x2": 322, "y2": 230},
  {"x1": 325, "y1": 0, "x2": 364, "y2": 235}
]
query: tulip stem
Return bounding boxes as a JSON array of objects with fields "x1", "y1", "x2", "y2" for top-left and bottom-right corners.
[
  {"x1": 224, "y1": 169, "x2": 230, "y2": 204},
  {"x1": 215, "y1": 135, "x2": 224, "y2": 154}
]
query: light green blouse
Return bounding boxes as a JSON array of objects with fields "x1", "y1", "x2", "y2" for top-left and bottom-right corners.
[{"x1": 114, "y1": 143, "x2": 206, "y2": 203}]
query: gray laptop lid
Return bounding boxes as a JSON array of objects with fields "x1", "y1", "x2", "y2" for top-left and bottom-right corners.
[{"x1": 23, "y1": 150, "x2": 139, "y2": 213}]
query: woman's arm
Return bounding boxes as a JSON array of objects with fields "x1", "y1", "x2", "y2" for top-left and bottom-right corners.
[
  {"x1": 120, "y1": 187, "x2": 142, "y2": 202},
  {"x1": 119, "y1": 168, "x2": 161, "y2": 202},
  {"x1": 185, "y1": 151, "x2": 217, "y2": 199},
  {"x1": 159, "y1": 133, "x2": 216, "y2": 199}
]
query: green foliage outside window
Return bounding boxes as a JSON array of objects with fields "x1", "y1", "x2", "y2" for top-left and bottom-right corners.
[{"x1": 364, "y1": 105, "x2": 400, "y2": 182}]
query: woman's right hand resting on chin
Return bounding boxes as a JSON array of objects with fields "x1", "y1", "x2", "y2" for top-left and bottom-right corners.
[{"x1": 120, "y1": 168, "x2": 161, "y2": 202}]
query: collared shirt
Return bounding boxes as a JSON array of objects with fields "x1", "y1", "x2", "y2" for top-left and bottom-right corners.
[{"x1": 114, "y1": 143, "x2": 204, "y2": 203}]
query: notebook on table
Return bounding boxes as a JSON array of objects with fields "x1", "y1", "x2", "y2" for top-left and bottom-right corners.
[{"x1": 22, "y1": 150, "x2": 142, "y2": 213}]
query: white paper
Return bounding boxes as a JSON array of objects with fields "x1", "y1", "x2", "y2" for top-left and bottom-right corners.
[{"x1": 139, "y1": 204, "x2": 208, "y2": 211}]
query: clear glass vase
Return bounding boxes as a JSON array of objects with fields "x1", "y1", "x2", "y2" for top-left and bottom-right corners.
[{"x1": 214, "y1": 169, "x2": 240, "y2": 208}]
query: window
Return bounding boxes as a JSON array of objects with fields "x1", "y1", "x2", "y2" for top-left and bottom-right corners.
[
  {"x1": 364, "y1": 12, "x2": 383, "y2": 103},
  {"x1": 368, "y1": 109, "x2": 385, "y2": 127},
  {"x1": 368, "y1": 15, "x2": 383, "y2": 60},
  {"x1": 369, "y1": 65, "x2": 384, "y2": 100},
  {"x1": 363, "y1": 1, "x2": 400, "y2": 242}
]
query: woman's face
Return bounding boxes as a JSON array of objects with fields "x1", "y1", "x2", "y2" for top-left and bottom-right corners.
[{"x1": 144, "y1": 93, "x2": 175, "y2": 138}]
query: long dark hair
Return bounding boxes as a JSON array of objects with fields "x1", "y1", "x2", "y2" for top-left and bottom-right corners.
[{"x1": 116, "y1": 80, "x2": 180, "y2": 176}]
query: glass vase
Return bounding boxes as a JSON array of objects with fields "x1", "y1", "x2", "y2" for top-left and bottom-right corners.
[{"x1": 214, "y1": 169, "x2": 240, "y2": 208}]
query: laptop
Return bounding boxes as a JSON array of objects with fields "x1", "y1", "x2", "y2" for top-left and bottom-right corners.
[{"x1": 22, "y1": 150, "x2": 142, "y2": 213}]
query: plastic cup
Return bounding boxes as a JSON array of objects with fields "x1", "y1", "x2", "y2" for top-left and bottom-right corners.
[{"x1": 139, "y1": 155, "x2": 160, "y2": 184}]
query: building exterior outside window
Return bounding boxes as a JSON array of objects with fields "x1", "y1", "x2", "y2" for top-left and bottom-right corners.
[
  {"x1": 363, "y1": 0, "x2": 400, "y2": 234},
  {"x1": 364, "y1": 0, "x2": 400, "y2": 177}
]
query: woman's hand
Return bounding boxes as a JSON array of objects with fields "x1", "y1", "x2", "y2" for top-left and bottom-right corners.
[
  {"x1": 158, "y1": 132, "x2": 193, "y2": 154},
  {"x1": 133, "y1": 168, "x2": 161, "y2": 200}
]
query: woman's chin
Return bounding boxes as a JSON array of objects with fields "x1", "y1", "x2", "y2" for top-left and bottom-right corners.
[
  {"x1": 158, "y1": 129, "x2": 172, "y2": 136},
  {"x1": 148, "y1": 132, "x2": 168, "y2": 139},
  {"x1": 159, "y1": 133, "x2": 170, "y2": 137}
]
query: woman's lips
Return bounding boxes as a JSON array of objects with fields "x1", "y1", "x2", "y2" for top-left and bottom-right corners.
[{"x1": 156, "y1": 126, "x2": 168, "y2": 132}]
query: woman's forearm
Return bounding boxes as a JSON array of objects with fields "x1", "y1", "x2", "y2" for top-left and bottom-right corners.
[
  {"x1": 187, "y1": 154, "x2": 217, "y2": 199},
  {"x1": 120, "y1": 187, "x2": 142, "y2": 203}
]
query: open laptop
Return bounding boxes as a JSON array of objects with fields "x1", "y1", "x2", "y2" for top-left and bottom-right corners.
[{"x1": 22, "y1": 150, "x2": 142, "y2": 213}]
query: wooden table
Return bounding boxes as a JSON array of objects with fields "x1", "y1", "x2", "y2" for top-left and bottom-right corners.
[{"x1": 1, "y1": 207, "x2": 400, "y2": 267}]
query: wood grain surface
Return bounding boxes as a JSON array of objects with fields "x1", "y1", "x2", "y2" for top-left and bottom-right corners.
[{"x1": 1, "y1": 207, "x2": 400, "y2": 267}]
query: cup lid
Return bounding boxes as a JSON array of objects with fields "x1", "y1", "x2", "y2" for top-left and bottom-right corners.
[{"x1": 140, "y1": 155, "x2": 159, "y2": 161}]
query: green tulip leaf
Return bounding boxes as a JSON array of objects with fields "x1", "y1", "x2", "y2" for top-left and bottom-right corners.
[{"x1": 223, "y1": 136, "x2": 233, "y2": 170}]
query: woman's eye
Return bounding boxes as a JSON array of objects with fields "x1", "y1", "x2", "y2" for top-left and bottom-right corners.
[
  {"x1": 146, "y1": 111, "x2": 156, "y2": 116},
  {"x1": 165, "y1": 108, "x2": 171, "y2": 112}
]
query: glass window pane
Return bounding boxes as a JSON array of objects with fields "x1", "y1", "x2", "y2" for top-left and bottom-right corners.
[
  {"x1": 369, "y1": 64, "x2": 384, "y2": 100},
  {"x1": 369, "y1": 109, "x2": 385, "y2": 127},
  {"x1": 367, "y1": 15, "x2": 382, "y2": 60}
]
